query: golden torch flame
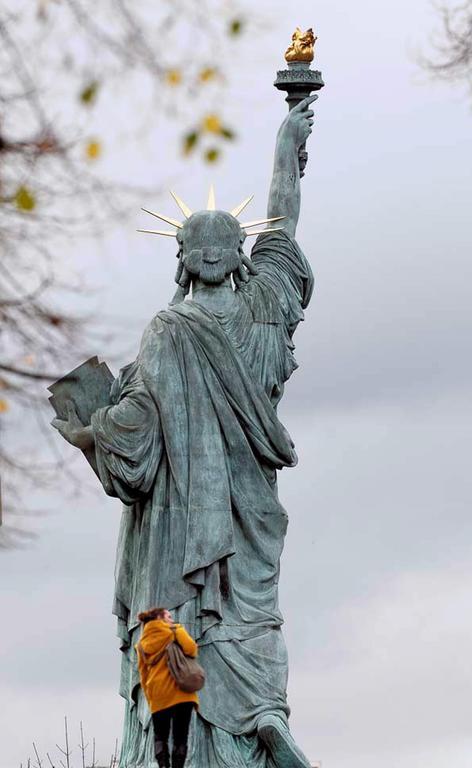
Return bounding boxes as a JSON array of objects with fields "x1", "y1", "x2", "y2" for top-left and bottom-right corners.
[{"x1": 284, "y1": 27, "x2": 317, "y2": 63}]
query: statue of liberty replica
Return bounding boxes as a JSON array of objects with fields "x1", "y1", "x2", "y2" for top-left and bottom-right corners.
[{"x1": 51, "y1": 28, "x2": 324, "y2": 768}]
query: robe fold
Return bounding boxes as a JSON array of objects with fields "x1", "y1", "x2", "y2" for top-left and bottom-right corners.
[{"x1": 90, "y1": 231, "x2": 314, "y2": 766}]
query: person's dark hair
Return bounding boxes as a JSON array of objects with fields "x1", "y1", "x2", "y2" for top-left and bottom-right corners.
[{"x1": 137, "y1": 607, "x2": 167, "y2": 624}]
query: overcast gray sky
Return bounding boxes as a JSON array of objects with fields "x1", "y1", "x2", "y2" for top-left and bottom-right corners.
[{"x1": 1, "y1": 0, "x2": 472, "y2": 766}]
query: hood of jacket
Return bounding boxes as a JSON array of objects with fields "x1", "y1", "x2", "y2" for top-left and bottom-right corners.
[{"x1": 138, "y1": 620, "x2": 174, "y2": 665}]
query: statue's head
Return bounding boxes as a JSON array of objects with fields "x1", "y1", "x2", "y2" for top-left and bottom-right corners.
[
  {"x1": 137, "y1": 186, "x2": 284, "y2": 302},
  {"x1": 178, "y1": 210, "x2": 244, "y2": 285}
]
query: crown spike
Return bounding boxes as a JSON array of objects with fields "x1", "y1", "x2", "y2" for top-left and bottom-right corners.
[
  {"x1": 137, "y1": 228, "x2": 177, "y2": 237},
  {"x1": 207, "y1": 184, "x2": 216, "y2": 211},
  {"x1": 230, "y1": 195, "x2": 254, "y2": 218},
  {"x1": 141, "y1": 207, "x2": 183, "y2": 229},
  {"x1": 244, "y1": 227, "x2": 285, "y2": 236},
  {"x1": 241, "y1": 216, "x2": 285, "y2": 228},
  {"x1": 170, "y1": 190, "x2": 192, "y2": 218}
]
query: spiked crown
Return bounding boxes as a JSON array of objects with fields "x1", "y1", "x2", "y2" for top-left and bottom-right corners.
[{"x1": 137, "y1": 185, "x2": 284, "y2": 242}]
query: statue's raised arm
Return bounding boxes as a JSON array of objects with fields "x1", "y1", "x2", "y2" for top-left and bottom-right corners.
[
  {"x1": 245, "y1": 95, "x2": 317, "y2": 347},
  {"x1": 267, "y1": 94, "x2": 317, "y2": 238}
]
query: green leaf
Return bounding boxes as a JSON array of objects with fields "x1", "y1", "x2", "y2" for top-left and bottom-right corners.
[
  {"x1": 80, "y1": 80, "x2": 99, "y2": 106},
  {"x1": 221, "y1": 127, "x2": 236, "y2": 140},
  {"x1": 14, "y1": 186, "x2": 36, "y2": 211},
  {"x1": 183, "y1": 131, "x2": 199, "y2": 155},
  {"x1": 229, "y1": 18, "x2": 244, "y2": 36},
  {"x1": 204, "y1": 147, "x2": 220, "y2": 164}
]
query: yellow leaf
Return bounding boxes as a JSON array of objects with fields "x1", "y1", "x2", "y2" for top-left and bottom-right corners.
[
  {"x1": 166, "y1": 69, "x2": 182, "y2": 86},
  {"x1": 202, "y1": 114, "x2": 222, "y2": 134},
  {"x1": 14, "y1": 186, "x2": 36, "y2": 211},
  {"x1": 199, "y1": 67, "x2": 217, "y2": 83},
  {"x1": 85, "y1": 140, "x2": 102, "y2": 160},
  {"x1": 0, "y1": 399, "x2": 9, "y2": 413}
]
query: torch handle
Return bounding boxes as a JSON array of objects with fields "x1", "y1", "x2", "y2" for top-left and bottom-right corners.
[
  {"x1": 298, "y1": 145, "x2": 308, "y2": 178},
  {"x1": 286, "y1": 93, "x2": 310, "y2": 178}
]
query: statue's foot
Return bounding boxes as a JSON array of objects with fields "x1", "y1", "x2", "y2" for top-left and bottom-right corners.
[{"x1": 257, "y1": 713, "x2": 311, "y2": 768}]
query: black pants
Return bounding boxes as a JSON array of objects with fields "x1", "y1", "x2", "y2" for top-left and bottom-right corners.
[{"x1": 152, "y1": 702, "x2": 194, "y2": 766}]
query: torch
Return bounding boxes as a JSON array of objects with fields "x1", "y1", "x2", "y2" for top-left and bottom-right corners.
[{"x1": 274, "y1": 27, "x2": 324, "y2": 177}]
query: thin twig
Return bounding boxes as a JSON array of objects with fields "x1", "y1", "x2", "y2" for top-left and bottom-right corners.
[
  {"x1": 109, "y1": 738, "x2": 118, "y2": 768},
  {"x1": 78, "y1": 721, "x2": 88, "y2": 768},
  {"x1": 32, "y1": 742, "x2": 43, "y2": 768},
  {"x1": 55, "y1": 716, "x2": 71, "y2": 768},
  {"x1": 0, "y1": 364, "x2": 65, "y2": 381}
]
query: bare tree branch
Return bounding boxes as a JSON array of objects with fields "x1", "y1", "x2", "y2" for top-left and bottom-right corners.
[
  {"x1": 0, "y1": 0, "x2": 249, "y2": 542},
  {"x1": 420, "y1": 1, "x2": 472, "y2": 97},
  {"x1": 32, "y1": 742, "x2": 43, "y2": 768}
]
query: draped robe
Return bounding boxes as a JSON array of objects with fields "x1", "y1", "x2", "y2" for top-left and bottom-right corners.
[{"x1": 90, "y1": 232, "x2": 314, "y2": 767}]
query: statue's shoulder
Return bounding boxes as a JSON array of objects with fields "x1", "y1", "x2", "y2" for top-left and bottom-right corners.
[
  {"x1": 139, "y1": 315, "x2": 161, "y2": 352},
  {"x1": 138, "y1": 311, "x2": 171, "y2": 377},
  {"x1": 140, "y1": 307, "x2": 181, "y2": 342},
  {"x1": 143, "y1": 312, "x2": 166, "y2": 337},
  {"x1": 138, "y1": 306, "x2": 191, "y2": 373}
]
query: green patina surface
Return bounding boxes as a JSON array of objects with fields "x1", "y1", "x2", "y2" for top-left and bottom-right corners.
[{"x1": 53, "y1": 85, "x2": 320, "y2": 767}]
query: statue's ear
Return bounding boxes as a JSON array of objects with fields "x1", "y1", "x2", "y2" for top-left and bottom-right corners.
[{"x1": 175, "y1": 232, "x2": 184, "y2": 261}]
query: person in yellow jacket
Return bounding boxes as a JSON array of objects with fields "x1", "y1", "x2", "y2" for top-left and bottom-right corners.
[{"x1": 136, "y1": 607, "x2": 198, "y2": 768}]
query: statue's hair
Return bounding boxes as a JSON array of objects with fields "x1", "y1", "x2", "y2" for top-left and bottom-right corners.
[
  {"x1": 137, "y1": 606, "x2": 167, "y2": 624},
  {"x1": 170, "y1": 244, "x2": 258, "y2": 306}
]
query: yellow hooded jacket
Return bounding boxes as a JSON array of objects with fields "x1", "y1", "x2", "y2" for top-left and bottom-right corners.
[{"x1": 135, "y1": 620, "x2": 199, "y2": 714}]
